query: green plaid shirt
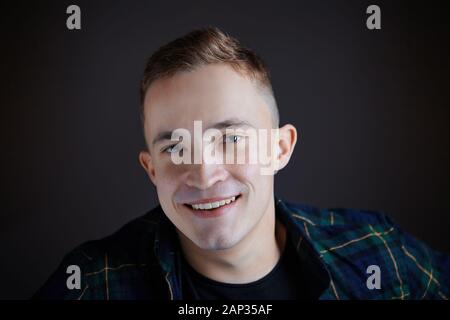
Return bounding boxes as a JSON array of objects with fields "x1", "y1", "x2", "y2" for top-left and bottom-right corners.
[{"x1": 33, "y1": 196, "x2": 450, "y2": 300}]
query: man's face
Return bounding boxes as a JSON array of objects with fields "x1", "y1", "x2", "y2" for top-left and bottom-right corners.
[{"x1": 140, "y1": 64, "x2": 284, "y2": 250}]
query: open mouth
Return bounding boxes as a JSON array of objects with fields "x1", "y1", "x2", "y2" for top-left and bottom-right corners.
[{"x1": 182, "y1": 194, "x2": 242, "y2": 216}]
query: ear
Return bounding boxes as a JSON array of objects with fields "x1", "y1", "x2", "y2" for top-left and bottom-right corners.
[
  {"x1": 274, "y1": 124, "x2": 298, "y2": 172},
  {"x1": 139, "y1": 150, "x2": 157, "y2": 186}
]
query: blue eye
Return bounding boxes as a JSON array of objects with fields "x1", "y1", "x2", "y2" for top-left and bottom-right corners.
[
  {"x1": 163, "y1": 144, "x2": 183, "y2": 154},
  {"x1": 224, "y1": 135, "x2": 242, "y2": 143}
]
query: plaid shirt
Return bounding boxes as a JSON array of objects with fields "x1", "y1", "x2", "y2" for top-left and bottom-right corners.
[{"x1": 33, "y1": 196, "x2": 450, "y2": 300}]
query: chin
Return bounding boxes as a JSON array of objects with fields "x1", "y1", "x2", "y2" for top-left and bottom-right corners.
[{"x1": 193, "y1": 232, "x2": 240, "y2": 251}]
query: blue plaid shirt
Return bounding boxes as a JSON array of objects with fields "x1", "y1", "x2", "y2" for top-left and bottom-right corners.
[{"x1": 33, "y1": 196, "x2": 450, "y2": 300}]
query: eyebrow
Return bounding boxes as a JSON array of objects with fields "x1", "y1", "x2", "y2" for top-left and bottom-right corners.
[{"x1": 151, "y1": 118, "x2": 255, "y2": 147}]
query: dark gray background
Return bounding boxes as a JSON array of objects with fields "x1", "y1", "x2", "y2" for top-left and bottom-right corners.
[{"x1": 1, "y1": 0, "x2": 449, "y2": 299}]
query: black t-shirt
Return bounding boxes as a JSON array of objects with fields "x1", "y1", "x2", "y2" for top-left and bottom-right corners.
[{"x1": 181, "y1": 239, "x2": 318, "y2": 300}]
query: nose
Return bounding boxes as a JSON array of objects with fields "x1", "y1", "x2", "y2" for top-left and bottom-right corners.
[
  {"x1": 184, "y1": 162, "x2": 228, "y2": 190},
  {"x1": 181, "y1": 133, "x2": 229, "y2": 190}
]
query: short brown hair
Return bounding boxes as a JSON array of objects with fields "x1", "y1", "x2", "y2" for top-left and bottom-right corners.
[{"x1": 140, "y1": 26, "x2": 279, "y2": 127}]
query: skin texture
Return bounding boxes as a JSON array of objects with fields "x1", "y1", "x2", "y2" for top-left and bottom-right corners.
[{"x1": 139, "y1": 63, "x2": 298, "y2": 284}]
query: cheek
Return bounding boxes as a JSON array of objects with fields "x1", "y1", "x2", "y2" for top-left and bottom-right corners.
[
  {"x1": 154, "y1": 162, "x2": 184, "y2": 199},
  {"x1": 227, "y1": 163, "x2": 267, "y2": 187},
  {"x1": 154, "y1": 155, "x2": 186, "y2": 178}
]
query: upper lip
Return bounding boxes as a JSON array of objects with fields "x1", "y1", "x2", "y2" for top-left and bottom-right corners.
[{"x1": 184, "y1": 194, "x2": 240, "y2": 205}]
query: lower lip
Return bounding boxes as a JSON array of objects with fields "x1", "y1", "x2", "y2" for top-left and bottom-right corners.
[{"x1": 183, "y1": 196, "x2": 241, "y2": 219}]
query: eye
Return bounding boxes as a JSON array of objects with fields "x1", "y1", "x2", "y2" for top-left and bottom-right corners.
[
  {"x1": 162, "y1": 143, "x2": 183, "y2": 154},
  {"x1": 223, "y1": 135, "x2": 242, "y2": 144}
]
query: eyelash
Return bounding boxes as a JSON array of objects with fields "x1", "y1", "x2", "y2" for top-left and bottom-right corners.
[{"x1": 161, "y1": 135, "x2": 243, "y2": 154}]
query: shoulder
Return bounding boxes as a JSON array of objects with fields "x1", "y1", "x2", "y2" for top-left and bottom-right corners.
[
  {"x1": 278, "y1": 197, "x2": 450, "y2": 299},
  {"x1": 277, "y1": 198, "x2": 400, "y2": 265},
  {"x1": 74, "y1": 207, "x2": 163, "y2": 268},
  {"x1": 278, "y1": 198, "x2": 393, "y2": 229},
  {"x1": 33, "y1": 205, "x2": 166, "y2": 300},
  {"x1": 277, "y1": 198, "x2": 405, "y2": 299}
]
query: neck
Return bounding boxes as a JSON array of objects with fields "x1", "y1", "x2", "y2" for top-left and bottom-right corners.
[{"x1": 178, "y1": 196, "x2": 287, "y2": 284}]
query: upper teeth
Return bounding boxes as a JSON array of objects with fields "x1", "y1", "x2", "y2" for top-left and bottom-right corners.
[{"x1": 189, "y1": 196, "x2": 237, "y2": 210}]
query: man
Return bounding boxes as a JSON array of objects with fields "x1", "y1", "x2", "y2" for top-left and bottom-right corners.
[{"x1": 34, "y1": 27, "x2": 449, "y2": 300}]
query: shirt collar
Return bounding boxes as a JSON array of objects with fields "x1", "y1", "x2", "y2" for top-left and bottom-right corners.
[{"x1": 275, "y1": 196, "x2": 331, "y2": 296}]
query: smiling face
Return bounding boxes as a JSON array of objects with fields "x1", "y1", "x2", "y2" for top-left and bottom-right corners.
[{"x1": 139, "y1": 63, "x2": 294, "y2": 250}]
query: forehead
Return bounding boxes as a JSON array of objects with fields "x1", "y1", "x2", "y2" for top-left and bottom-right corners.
[{"x1": 142, "y1": 64, "x2": 272, "y2": 140}]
